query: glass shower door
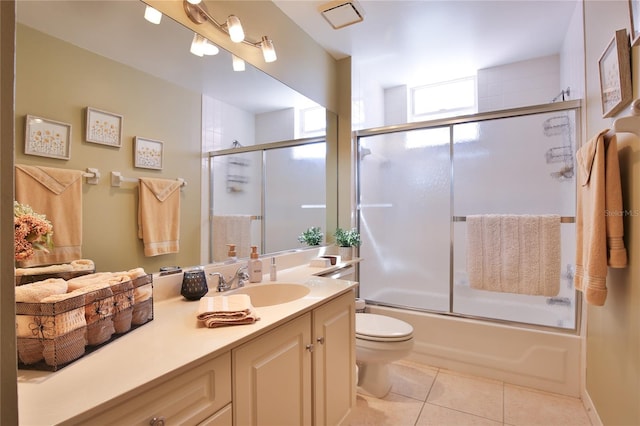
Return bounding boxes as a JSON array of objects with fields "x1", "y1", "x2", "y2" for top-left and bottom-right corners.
[
  {"x1": 358, "y1": 128, "x2": 451, "y2": 312},
  {"x1": 452, "y1": 111, "x2": 577, "y2": 329}
]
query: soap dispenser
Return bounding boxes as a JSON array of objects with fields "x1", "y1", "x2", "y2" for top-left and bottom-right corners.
[
  {"x1": 248, "y1": 246, "x2": 262, "y2": 283},
  {"x1": 226, "y1": 244, "x2": 237, "y2": 263}
]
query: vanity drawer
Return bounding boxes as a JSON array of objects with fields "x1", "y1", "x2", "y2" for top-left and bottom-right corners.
[{"x1": 81, "y1": 352, "x2": 231, "y2": 425}]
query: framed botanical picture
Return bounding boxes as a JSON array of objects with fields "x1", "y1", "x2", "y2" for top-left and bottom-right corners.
[
  {"x1": 598, "y1": 29, "x2": 632, "y2": 118},
  {"x1": 85, "y1": 107, "x2": 123, "y2": 147},
  {"x1": 630, "y1": 0, "x2": 640, "y2": 46},
  {"x1": 24, "y1": 115, "x2": 71, "y2": 160},
  {"x1": 134, "y1": 136, "x2": 163, "y2": 170}
]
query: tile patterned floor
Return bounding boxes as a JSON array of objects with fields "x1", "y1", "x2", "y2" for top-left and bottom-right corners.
[{"x1": 349, "y1": 360, "x2": 592, "y2": 426}]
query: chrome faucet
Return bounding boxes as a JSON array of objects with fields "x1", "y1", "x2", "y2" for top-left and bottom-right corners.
[{"x1": 211, "y1": 266, "x2": 249, "y2": 292}]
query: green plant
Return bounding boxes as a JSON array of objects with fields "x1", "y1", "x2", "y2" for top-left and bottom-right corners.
[
  {"x1": 334, "y1": 227, "x2": 361, "y2": 247},
  {"x1": 298, "y1": 226, "x2": 323, "y2": 246}
]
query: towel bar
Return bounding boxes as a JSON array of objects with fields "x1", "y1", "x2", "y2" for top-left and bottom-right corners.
[
  {"x1": 110, "y1": 171, "x2": 187, "y2": 189},
  {"x1": 83, "y1": 168, "x2": 100, "y2": 185},
  {"x1": 453, "y1": 216, "x2": 575, "y2": 223}
]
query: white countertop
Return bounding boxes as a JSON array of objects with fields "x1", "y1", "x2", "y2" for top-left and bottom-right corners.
[{"x1": 17, "y1": 261, "x2": 359, "y2": 425}]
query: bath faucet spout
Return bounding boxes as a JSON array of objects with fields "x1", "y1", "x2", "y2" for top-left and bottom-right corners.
[{"x1": 212, "y1": 266, "x2": 249, "y2": 292}]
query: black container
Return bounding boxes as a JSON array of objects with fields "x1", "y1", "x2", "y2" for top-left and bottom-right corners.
[{"x1": 180, "y1": 268, "x2": 208, "y2": 300}]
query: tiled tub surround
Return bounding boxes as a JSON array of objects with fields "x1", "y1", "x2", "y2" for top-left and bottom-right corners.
[{"x1": 17, "y1": 250, "x2": 358, "y2": 425}]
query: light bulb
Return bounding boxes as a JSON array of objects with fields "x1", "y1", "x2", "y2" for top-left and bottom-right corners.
[
  {"x1": 232, "y1": 55, "x2": 245, "y2": 71},
  {"x1": 190, "y1": 33, "x2": 205, "y2": 57},
  {"x1": 227, "y1": 15, "x2": 244, "y2": 43},
  {"x1": 144, "y1": 6, "x2": 162, "y2": 24},
  {"x1": 202, "y1": 39, "x2": 219, "y2": 56},
  {"x1": 186, "y1": 0, "x2": 202, "y2": 4},
  {"x1": 260, "y1": 36, "x2": 277, "y2": 63}
]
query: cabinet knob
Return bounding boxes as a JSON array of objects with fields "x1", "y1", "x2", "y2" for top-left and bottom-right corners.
[
  {"x1": 149, "y1": 416, "x2": 166, "y2": 426},
  {"x1": 316, "y1": 336, "x2": 325, "y2": 344},
  {"x1": 306, "y1": 344, "x2": 314, "y2": 352}
]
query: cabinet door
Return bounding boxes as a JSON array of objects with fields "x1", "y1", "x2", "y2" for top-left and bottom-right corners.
[
  {"x1": 233, "y1": 313, "x2": 312, "y2": 426},
  {"x1": 313, "y1": 291, "x2": 356, "y2": 426}
]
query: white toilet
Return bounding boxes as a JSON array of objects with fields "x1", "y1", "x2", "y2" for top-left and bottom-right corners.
[{"x1": 355, "y1": 313, "x2": 414, "y2": 398}]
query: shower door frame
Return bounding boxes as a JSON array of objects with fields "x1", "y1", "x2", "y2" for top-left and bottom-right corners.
[{"x1": 354, "y1": 100, "x2": 582, "y2": 334}]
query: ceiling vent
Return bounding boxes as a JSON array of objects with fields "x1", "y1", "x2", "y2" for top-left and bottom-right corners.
[{"x1": 319, "y1": 0, "x2": 365, "y2": 29}]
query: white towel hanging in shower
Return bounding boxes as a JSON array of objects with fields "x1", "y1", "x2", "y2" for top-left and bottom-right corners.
[{"x1": 465, "y1": 214, "x2": 561, "y2": 296}]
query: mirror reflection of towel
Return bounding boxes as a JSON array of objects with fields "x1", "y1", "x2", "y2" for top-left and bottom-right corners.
[
  {"x1": 212, "y1": 215, "x2": 252, "y2": 261},
  {"x1": 138, "y1": 178, "x2": 182, "y2": 256},
  {"x1": 15, "y1": 165, "x2": 84, "y2": 267}
]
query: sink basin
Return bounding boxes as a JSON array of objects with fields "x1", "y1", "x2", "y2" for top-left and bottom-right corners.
[{"x1": 227, "y1": 283, "x2": 311, "y2": 307}]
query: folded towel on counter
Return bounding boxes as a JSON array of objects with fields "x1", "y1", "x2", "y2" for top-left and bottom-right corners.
[
  {"x1": 575, "y1": 129, "x2": 627, "y2": 306},
  {"x1": 15, "y1": 264, "x2": 73, "y2": 276},
  {"x1": 138, "y1": 177, "x2": 182, "y2": 257},
  {"x1": 15, "y1": 259, "x2": 95, "y2": 276},
  {"x1": 197, "y1": 294, "x2": 260, "y2": 328},
  {"x1": 466, "y1": 214, "x2": 561, "y2": 296},
  {"x1": 15, "y1": 165, "x2": 84, "y2": 267}
]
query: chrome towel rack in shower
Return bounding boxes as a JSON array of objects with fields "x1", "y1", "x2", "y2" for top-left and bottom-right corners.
[{"x1": 453, "y1": 216, "x2": 575, "y2": 223}]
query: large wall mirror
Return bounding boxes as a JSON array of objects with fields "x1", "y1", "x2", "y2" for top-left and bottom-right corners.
[{"x1": 15, "y1": 0, "x2": 337, "y2": 272}]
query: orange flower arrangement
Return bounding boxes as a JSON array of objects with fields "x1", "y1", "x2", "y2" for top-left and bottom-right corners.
[{"x1": 14, "y1": 201, "x2": 53, "y2": 261}]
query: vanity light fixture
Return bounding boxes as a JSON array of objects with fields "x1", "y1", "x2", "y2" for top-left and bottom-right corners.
[
  {"x1": 232, "y1": 54, "x2": 246, "y2": 71},
  {"x1": 183, "y1": 0, "x2": 276, "y2": 62},
  {"x1": 143, "y1": 5, "x2": 162, "y2": 25}
]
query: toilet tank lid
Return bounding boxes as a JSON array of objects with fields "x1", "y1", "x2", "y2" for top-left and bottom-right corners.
[{"x1": 356, "y1": 313, "x2": 413, "y2": 338}]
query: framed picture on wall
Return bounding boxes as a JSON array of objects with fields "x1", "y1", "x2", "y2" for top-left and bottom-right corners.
[
  {"x1": 630, "y1": 0, "x2": 640, "y2": 46},
  {"x1": 85, "y1": 107, "x2": 123, "y2": 147},
  {"x1": 134, "y1": 136, "x2": 163, "y2": 170},
  {"x1": 24, "y1": 115, "x2": 71, "y2": 160},
  {"x1": 598, "y1": 29, "x2": 632, "y2": 118}
]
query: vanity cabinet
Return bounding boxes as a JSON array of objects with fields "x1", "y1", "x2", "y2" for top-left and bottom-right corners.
[
  {"x1": 80, "y1": 352, "x2": 231, "y2": 425},
  {"x1": 312, "y1": 291, "x2": 356, "y2": 425},
  {"x1": 233, "y1": 291, "x2": 355, "y2": 426}
]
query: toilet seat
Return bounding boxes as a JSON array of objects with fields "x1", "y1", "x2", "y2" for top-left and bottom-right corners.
[{"x1": 356, "y1": 313, "x2": 413, "y2": 342}]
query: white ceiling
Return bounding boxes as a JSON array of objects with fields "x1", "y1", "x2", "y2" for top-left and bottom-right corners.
[
  {"x1": 17, "y1": 1, "x2": 579, "y2": 112},
  {"x1": 274, "y1": 0, "x2": 580, "y2": 88}
]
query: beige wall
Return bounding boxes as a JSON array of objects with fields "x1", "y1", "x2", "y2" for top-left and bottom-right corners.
[
  {"x1": 16, "y1": 24, "x2": 202, "y2": 273},
  {"x1": 583, "y1": 1, "x2": 640, "y2": 425}
]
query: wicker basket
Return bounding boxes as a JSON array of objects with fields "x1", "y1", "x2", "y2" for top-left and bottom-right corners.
[
  {"x1": 16, "y1": 273, "x2": 154, "y2": 371},
  {"x1": 16, "y1": 292, "x2": 87, "y2": 371}
]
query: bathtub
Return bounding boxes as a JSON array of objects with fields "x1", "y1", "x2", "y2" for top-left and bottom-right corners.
[{"x1": 365, "y1": 302, "x2": 582, "y2": 397}]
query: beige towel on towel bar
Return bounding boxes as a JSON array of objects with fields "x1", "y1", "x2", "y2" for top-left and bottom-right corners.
[
  {"x1": 138, "y1": 177, "x2": 182, "y2": 256},
  {"x1": 466, "y1": 214, "x2": 561, "y2": 296},
  {"x1": 15, "y1": 165, "x2": 84, "y2": 267},
  {"x1": 574, "y1": 130, "x2": 627, "y2": 306}
]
